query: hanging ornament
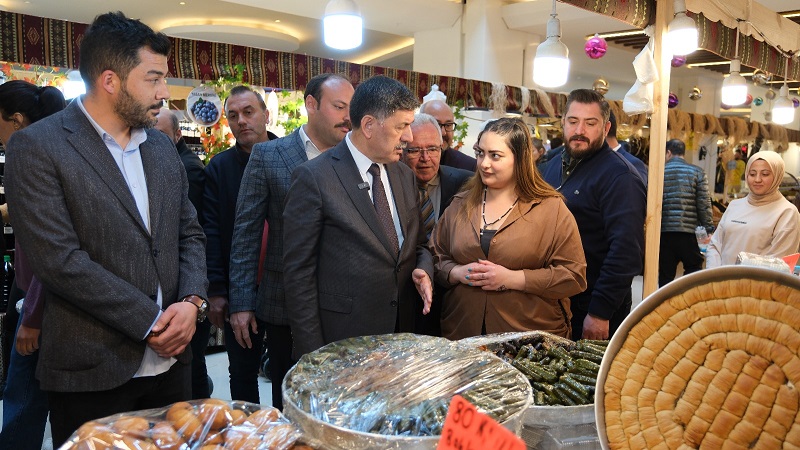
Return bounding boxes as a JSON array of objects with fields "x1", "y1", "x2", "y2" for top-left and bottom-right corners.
[
  {"x1": 751, "y1": 70, "x2": 771, "y2": 86},
  {"x1": 753, "y1": 97, "x2": 763, "y2": 106},
  {"x1": 671, "y1": 56, "x2": 687, "y2": 67},
  {"x1": 764, "y1": 111, "x2": 772, "y2": 122},
  {"x1": 744, "y1": 94, "x2": 753, "y2": 106},
  {"x1": 584, "y1": 34, "x2": 608, "y2": 59},
  {"x1": 617, "y1": 123, "x2": 633, "y2": 141},
  {"x1": 793, "y1": 98, "x2": 800, "y2": 108},
  {"x1": 765, "y1": 89, "x2": 777, "y2": 100},
  {"x1": 668, "y1": 93, "x2": 679, "y2": 108},
  {"x1": 688, "y1": 86, "x2": 702, "y2": 101},
  {"x1": 592, "y1": 77, "x2": 609, "y2": 95}
]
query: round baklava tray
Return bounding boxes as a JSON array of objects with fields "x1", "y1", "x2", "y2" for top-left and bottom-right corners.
[{"x1": 595, "y1": 266, "x2": 800, "y2": 449}]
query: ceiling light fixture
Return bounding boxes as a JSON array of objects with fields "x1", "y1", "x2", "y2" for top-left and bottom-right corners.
[
  {"x1": 533, "y1": 0, "x2": 569, "y2": 88},
  {"x1": 772, "y1": 57, "x2": 795, "y2": 125},
  {"x1": 667, "y1": 0, "x2": 698, "y2": 56},
  {"x1": 323, "y1": 0, "x2": 362, "y2": 50},
  {"x1": 721, "y1": 27, "x2": 747, "y2": 106}
]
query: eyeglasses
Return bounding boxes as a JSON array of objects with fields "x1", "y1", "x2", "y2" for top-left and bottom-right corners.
[
  {"x1": 405, "y1": 146, "x2": 441, "y2": 157},
  {"x1": 438, "y1": 122, "x2": 457, "y2": 132}
]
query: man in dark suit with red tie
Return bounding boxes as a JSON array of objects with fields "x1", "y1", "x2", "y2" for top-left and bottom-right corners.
[
  {"x1": 283, "y1": 76, "x2": 434, "y2": 358},
  {"x1": 401, "y1": 113, "x2": 472, "y2": 336}
]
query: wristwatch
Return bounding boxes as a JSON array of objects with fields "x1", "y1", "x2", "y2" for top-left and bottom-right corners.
[{"x1": 182, "y1": 295, "x2": 209, "y2": 322}]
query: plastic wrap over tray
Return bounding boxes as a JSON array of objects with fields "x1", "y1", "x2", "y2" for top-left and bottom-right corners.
[
  {"x1": 282, "y1": 333, "x2": 532, "y2": 450},
  {"x1": 59, "y1": 399, "x2": 312, "y2": 450}
]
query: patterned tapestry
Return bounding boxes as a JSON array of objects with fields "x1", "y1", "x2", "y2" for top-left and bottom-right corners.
[
  {"x1": 560, "y1": 0, "x2": 654, "y2": 29},
  {"x1": 0, "y1": 11, "x2": 566, "y2": 117},
  {"x1": 694, "y1": 13, "x2": 800, "y2": 81}
]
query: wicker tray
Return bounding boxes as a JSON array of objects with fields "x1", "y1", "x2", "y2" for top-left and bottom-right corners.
[{"x1": 595, "y1": 267, "x2": 800, "y2": 449}]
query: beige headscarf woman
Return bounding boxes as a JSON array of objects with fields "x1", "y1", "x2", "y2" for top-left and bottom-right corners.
[{"x1": 745, "y1": 150, "x2": 785, "y2": 207}]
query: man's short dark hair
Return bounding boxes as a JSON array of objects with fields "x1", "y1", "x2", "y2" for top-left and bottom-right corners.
[
  {"x1": 305, "y1": 73, "x2": 350, "y2": 105},
  {"x1": 666, "y1": 139, "x2": 686, "y2": 156},
  {"x1": 608, "y1": 111, "x2": 618, "y2": 137},
  {"x1": 224, "y1": 85, "x2": 266, "y2": 112},
  {"x1": 79, "y1": 11, "x2": 171, "y2": 91},
  {"x1": 565, "y1": 89, "x2": 610, "y2": 123},
  {"x1": 349, "y1": 76, "x2": 419, "y2": 129}
]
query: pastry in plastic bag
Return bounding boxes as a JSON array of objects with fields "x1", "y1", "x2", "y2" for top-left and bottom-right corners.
[{"x1": 61, "y1": 399, "x2": 310, "y2": 450}]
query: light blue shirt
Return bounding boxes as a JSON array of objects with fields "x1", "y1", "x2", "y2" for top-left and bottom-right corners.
[
  {"x1": 76, "y1": 97, "x2": 174, "y2": 377},
  {"x1": 345, "y1": 133, "x2": 404, "y2": 249}
]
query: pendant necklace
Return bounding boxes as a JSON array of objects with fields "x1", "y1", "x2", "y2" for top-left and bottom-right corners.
[{"x1": 481, "y1": 187, "x2": 518, "y2": 237}]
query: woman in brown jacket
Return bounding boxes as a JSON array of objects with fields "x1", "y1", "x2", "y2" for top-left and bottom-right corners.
[{"x1": 431, "y1": 118, "x2": 587, "y2": 340}]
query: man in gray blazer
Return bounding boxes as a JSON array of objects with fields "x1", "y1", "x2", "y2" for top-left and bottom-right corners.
[
  {"x1": 283, "y1": 75, "x2": 434, "y2": 358},
  {"x1": 229, "y1": 73, "x2": 354, "y2": 409},
  {"x1": 401, "y1": 113, "x2": 472, "y2": 336},
  {"x1": 4, "y1": 12, "x2": 207, "y2": 445}
]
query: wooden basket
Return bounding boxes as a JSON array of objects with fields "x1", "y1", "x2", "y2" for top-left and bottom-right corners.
[{"x1": 595, "y1": 267, "x2": 800, "y2": 449}]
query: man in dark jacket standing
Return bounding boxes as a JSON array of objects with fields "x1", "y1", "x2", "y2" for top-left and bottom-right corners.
[
  {"x1": 541, "y1": 89, "x2": 646, "y2": 341},
  {"x1": 203, "y1": 85, "x2": 277, "y2": 403},
  {"x1": 659, "y1": 139, "x2": 713, "y2": 286}
]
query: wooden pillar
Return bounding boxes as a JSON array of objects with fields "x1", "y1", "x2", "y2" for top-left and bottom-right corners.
[{"x1": 642, "y1": 0, "x2": 673, "y2": 298}]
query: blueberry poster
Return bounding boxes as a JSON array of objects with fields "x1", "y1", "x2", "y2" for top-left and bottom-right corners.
[{"x1": 186, "y1": 85, "x2": 223, "y2": 127}]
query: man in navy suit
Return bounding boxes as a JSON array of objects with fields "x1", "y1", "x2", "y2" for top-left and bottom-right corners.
[
  {"x1": 607, "y1": 111, "x2": 648, "y2": 188},
  {"x1": 401, "y1": 113, "x2": 472, "y2": 336},
  {"x1": 283, "y1": 76, "x2": 434, "y2": 358},
  {"x1": 229, "y1": 73, "x2": 354, "y2": 408}
]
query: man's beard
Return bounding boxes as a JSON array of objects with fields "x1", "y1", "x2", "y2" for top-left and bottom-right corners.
[
  {"x1": 565, "y1": 134, "x2": 605, "y2": 159},
  {"x1": 115, "y1": 85, "x2": 161, "y2": 129}
]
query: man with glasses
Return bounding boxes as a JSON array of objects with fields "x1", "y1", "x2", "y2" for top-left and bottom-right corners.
[
  {"x1": 401, "y1": 113, "x2": 472, "y2": 336},
  {"x1": 419, "y1": 100, "x2": 477, "y2": 171}
]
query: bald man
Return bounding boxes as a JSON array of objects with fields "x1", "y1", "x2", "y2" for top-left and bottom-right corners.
[
  {"x1": 419, "y1": 100, "x2": 476, "y2": 171},
  {"x1": 154, "y1": 108, "x2": 209, "y2": 399},
  {"x1": 155, "y1": 109, "x2": 205, "y2": 214}
]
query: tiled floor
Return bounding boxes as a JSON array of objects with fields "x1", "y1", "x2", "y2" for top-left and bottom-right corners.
[{"x1": 1, "y1": 275, "x2": 644, "y2": 450}]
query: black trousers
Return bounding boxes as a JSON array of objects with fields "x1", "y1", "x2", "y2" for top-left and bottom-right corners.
[
  {"x1": 189, "y1": 318, "x2": 211, "y2": 399},
  {"x1": 570, "y1": 290, "x2": 632, "y2": 341},
  {"x1": 264, "y1": 323, "x2": 295, "y2": 411},
  {"x1": 223, "y1": 318, "x2": 265, "y2": 404},
  {"x1": 48, "y1": 361, "x2": 190, "y2": 447},
  {"x1": 659, "y1": 232, "x2": 704, "y2": 287}
]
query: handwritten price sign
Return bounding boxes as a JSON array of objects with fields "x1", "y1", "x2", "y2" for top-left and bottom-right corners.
[{"x1": 436, "y1": 395, "x2": 526, "y2": 450}]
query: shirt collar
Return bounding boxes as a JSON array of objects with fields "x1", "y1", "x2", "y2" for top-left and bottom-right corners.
[
  {"x1": 75, "y1": 96, "x2": 147, "y2": 150},
  {"x1": 299, "y1": 124, "x2": 322, "y2": 156},
  {"x1": 345, "y1": 132, "x2": 380, "y2": 180}
]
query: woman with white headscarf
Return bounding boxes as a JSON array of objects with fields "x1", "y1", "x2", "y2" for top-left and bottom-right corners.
[{"x1": 706, "y1": 151, "x2": 800, "y2": 268}]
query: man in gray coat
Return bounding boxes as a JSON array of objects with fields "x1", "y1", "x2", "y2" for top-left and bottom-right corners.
[
  {"x1": 4, "y1": 12, "x2": 207, "y2": 445},
  {"x1": 659, "y1": 139, "x2": 713, "y2": 286},
  {"x1": 229, "y1": 73, "x2": 354, "y2": 409},
  {"x1": 283, "y1": 75, "x2": 434, "y2": 358}
]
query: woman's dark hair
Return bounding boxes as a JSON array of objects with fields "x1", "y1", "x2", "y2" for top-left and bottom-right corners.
[{"x1": 0, "y1": 80, "x2": 66, "y2": 123}]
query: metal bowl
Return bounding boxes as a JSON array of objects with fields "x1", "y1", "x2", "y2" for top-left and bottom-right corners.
[
  {"x1": 283, "y1": 334, "x2": 532, "y2": 450},
  {"x1": 595, "y1": 267, "x2": 800, "y2": 450}
]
